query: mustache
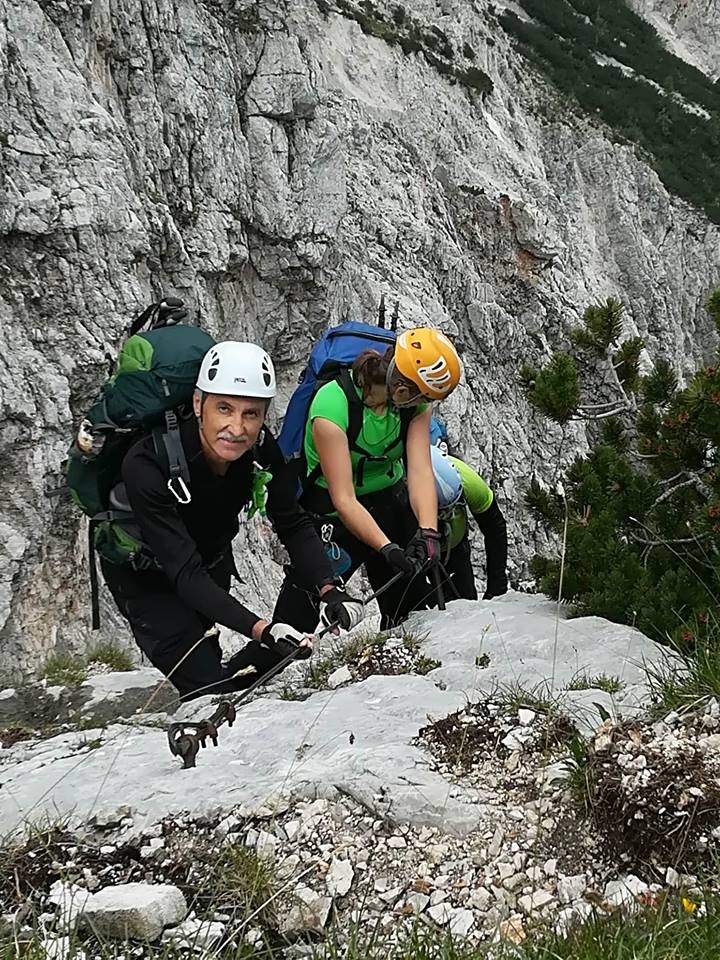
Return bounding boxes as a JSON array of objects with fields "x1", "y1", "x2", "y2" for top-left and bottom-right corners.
[{"x1": 217, "y1": 430, "x2": 249, "y2": 443}]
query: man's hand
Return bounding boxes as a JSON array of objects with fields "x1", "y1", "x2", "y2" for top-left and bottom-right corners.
[
  {"x1": 319, "y1": 586, "x2": 365, "y2": 631},
  {"x1": 378, "y1": 542, "x2": 416, "y2": 575},
  {"x1": 260, "y1": 622, "x2": 314, "y2": 660},
  {"x1": 404, "y1": 527, "x2": 442, "y2": 569}
]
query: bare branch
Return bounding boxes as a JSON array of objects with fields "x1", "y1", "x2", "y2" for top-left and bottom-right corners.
[
  {"x1": 629, "y1": 532, "x2": 708, "y2": 547},
  {"x1": 648, "y1": 477, "x2": 706, "y2": 511},
  {"x1": 573, "y1": 407, "x2": 629, "y2": 421}
]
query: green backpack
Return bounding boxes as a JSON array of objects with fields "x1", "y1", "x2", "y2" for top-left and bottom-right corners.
[{"x1": 66, "y1": 297, "x2": 215, "y2": 626}]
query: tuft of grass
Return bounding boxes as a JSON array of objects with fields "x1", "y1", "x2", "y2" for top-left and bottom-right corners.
[
  {"x1": 414, "y1": 655, "x2": 442, "y2": 676},
  {"x1": 563, "y1": 734, "x2": 592, "y2": 808},
  {"x1": 41, "y1": 653, "x2": 87, "y2": 689},
  {"x1": 208, "y1": 842, "x2": 277, "y2": 923},
  {"x1": 566, "y1": 673, "x2": 625, "y2": 694},
  {"x1": 86, "y1": 641, "x2": 134, "y2": 673},
  {"x1": 646, "y1": 639, "x2": 720, "y2": 715},
  {"x1": 494, "y1": 679, "x2": 562, "y2": 716},
  {"x1": 277, "y1": 684, "x2": 308, "y2": 702}
]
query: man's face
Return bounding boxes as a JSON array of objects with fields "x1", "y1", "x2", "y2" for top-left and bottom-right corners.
[{"x1": 193, "y1": 392, "x2": 266, "y2": 464}]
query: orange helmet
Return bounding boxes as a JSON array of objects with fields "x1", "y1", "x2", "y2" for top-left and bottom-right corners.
[{"x1": 392, "y1": 328, "x2": 462, "y2": 401}]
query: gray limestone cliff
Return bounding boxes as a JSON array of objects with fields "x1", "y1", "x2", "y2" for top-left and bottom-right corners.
[{"x1": 1, "y1": 0, "x2": 719, "y2": 671}]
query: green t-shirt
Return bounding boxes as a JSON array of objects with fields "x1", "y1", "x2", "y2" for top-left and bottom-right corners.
[
  {"x1": 305, "y1": 376, "x2": 424, "y2": 498},
  {"x1": 442, "y1": 456, "x2": 494, "y2": 549}
]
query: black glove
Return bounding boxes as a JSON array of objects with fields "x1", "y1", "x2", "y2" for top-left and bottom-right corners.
[
  {"x1": 319, "y1": 587, "x2": 365, "y2": 631},
  {"x1": 224, "y1": 623, "x2": 312, "y2": 686},
  {"x1": 404, "y1": 527, "x2": 442, "y2": 569},
  {"x1": 260, "y1": 622, "x2": 313, "y2": 660},
  {"x1": 379, "y1": 542, "x2": 416, "y2": 575}
]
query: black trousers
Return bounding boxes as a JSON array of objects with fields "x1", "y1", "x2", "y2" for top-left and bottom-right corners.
[
  {"x1": 101, "y1": 553, "x2": 290, "y2": 701},
  {"x1": 272, "y1": 483, "x2": 429, "y2": 633}
]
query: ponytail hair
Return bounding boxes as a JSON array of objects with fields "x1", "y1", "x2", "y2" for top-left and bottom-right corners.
[{"x1": 352, "y1": 346, "x2": 394, "y2": 401}]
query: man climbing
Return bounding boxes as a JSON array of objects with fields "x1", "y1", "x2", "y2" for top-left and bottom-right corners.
[{"x1": 100, "y1": 340, "x2": 364, "y2": 701}]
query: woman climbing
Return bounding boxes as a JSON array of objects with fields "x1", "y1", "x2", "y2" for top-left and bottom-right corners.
[{"x1": 272, "y1": 328, "x2": 462, "y2": 632}]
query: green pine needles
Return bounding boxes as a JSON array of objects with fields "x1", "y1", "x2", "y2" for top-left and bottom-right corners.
[{"x1": 523, "y1": 292, "x2": 720, "y2": 646}]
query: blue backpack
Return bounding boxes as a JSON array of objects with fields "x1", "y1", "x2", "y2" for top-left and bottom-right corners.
[{"x1": 278, "y1": 320, "x2": 414, "y2": 491}]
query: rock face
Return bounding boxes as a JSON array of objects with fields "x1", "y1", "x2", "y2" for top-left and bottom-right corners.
[
  {"x1": 0, "y1": 595, "x2": 663, "y2": 836},
  {"x1": 2, "y1": 0, "x2": 719, "y2": 670}
]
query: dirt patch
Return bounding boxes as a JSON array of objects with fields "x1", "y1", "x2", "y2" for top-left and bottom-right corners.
[
  {"x1": 0, "y1": 726, "x2": 34, "y2": 748},
  {"x1": 417, "y1": 700, "x2": 578, "y2": 772},
  {"x1": 352, "y1": 634, "x2": 440, "y2": 681},
  {"x1": 584, "y1": 717, "x2": 720, "y2": 871}
]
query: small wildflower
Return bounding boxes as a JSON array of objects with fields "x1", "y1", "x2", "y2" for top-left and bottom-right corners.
[{"x1": 682, "y1": 897, "x2": 697, "y2": 913}]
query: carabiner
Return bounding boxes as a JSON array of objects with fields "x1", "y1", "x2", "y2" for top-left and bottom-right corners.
[{"x1": 167, "y1": 476, "x2": 191, "y2": 504}]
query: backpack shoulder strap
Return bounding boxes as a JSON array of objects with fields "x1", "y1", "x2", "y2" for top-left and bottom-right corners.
[
  {"x1": 338, "y1": 367, "x2": 364, "y2": 451},
  {"x1": 399, "y1": 407, "x2": 414, "y2": 448},
  {"x1": 302, "y1": 369, "x2": 362, "y2": 493},
  {"x1": 152, "y1": 410, "x2": 192, "y2": 504}
]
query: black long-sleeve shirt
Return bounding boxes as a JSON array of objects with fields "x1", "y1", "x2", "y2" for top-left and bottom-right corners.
[{"x1": 121, "y1": 417, "x2": 335, "y2": 638}]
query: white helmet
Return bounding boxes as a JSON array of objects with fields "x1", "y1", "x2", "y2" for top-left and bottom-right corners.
[{"x1": 197, "y1": 341, "x2": 276, "y2": 398}]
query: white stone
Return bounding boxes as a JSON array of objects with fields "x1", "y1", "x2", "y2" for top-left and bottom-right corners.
[
  {"x1": 42, "y1": 936, "x2": 84, "y2": 960},
  {"x1": 379, "y1": 886, "x2": 405, "y2": 904},
  {"x1": 427, "y1": 902, "x2": 453, "y2": 925},
  {"x1": 488, "y1": 826, "x2": 504, "y2": 858},
  {"x1": 448, "y1": 907, "x2": 475, "y2": 937},
  {"x1": 215, "y1": 814, "x2": 242, "y2": 838},
  {"x1": 405, "y1": 892, "x2": 430, "y2": 914},
  {"x1": 538, "y1": 762, "x2": 571, "y2": 787},
  {"x1": 469, "y1": 888, "x2": 492, "y2": 912},
  {"x1": 255, "y1": 830, "x2": 279, "y2": 860},
  {"x1": 81, "y1": 883, "x2": 187, "y2": 940},
  {"x1": 503, "y1": 873, "x2": 525, "y2": 892},
  {"x1": 557, "y1": 874, "x2": 587, "y2": 904},
  {"x1": 387, "y1": 836, "x2": 407, "y2": 849},
  {"x1": 48, "y1": 881, "x2": 93, "y2": 932},
  {"x1": 300, "y1": 799, "x2": 329, "y2": 820},
  {"x1": 604, "y1": 875, "x2": 649, "y2": 909},
  {"x1": 666, "y1": 866, "x2": 681, "y2": 887},
  {"x1": 162, "y1": 918, "x2": 225, "y2": 950},
  {"x1": 518, "y1": 709, "x2": 536, "y2": 726},
  {"x1": 325, "y1": 858, "x2": 354, "y2": 898},
  {"x1": 140, "y1": 838, "x2": 165, "y2": 860},
  {"x1": 277, "y1": 854, "x2": 301, "y2": 880},
  {"x1": 555, "y1": 900, "x2": 593, "y2": 935},
  {"x1": 518, "y1": 890, "x2": 555, "y2": 914},
  {"x1": 279, "y1": 887, "x2": 331, "y2": 936},
  {"x1": 284, "y1": 820, "x2": 301, "y2": 842},
  {"x1": 91, "y1": 806, "x2": 132, "y2": 829},
  {"x1": 327, "y1": 666, "x2": 352, "y2": 689}
]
